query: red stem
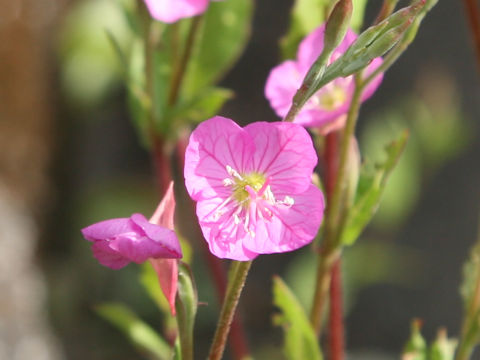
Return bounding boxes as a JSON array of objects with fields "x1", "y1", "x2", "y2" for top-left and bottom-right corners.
[
  {"x1": 463, "y1": 0, "x2": 480, "y2": 70},
  {"x1": 152, "y1": 136, "x2": 172, "y2": 195},
  {"x1": 323, "y1": 131, "x2": 344, "y2": 360},
  {"x1": 176, "y1": 136, "x2": 250, "y2": 360},
  {"x1": 329, "y1": 259, "x2": 344, "y2": 360}
]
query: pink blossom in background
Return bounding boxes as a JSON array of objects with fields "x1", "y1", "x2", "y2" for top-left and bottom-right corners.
[
  {"x1": 265, "y1": 24, "x2": 383, "y2": 133},
  {"x1": 184, "y1": 116, "x2": 325, "y2": 261},
  {"x1": 144, "y1": 0, "x2": 210, "y2": 23},
  {"x1": 81, "y1": 182, "x2": 181, "y2": 314}
]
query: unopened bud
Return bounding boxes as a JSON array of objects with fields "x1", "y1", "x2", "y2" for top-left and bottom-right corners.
[
  {"x1": 323, "y1": 0, "x2": 353, "y2": 53},
  {"x1": 364, "y1": 20, "x2": 412, "y2": 59},
  {"x1": 402, "y1": 318, "x2": 427, "y2": 360},
  {"x1": 429, "y1": 328, "x2": 457, "y2": 360}
]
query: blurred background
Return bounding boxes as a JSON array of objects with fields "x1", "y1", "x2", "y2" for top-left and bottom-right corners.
[{"x1": 0, "y1": 0, "x2": 479, "y2": 359}]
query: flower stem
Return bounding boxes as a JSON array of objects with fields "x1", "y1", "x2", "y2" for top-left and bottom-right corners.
[
  {"x1": 321, "y1": 130, "x2": 345, "y2": 359},
  {"x1": 329, "y1": 258, "x2": 344, "y2": 360},
  {"x1": 168, "y1": 16, "x2": 203, "y2": 106},
  {"x1": 176, "y1": 134, "x2": 251, "y2": 360},
  {"x1": 175, "y1": 293, "x2": 194, "y2": 360},
  {"x1": 310, "y1": 78, "x2": 364, "y2": 337},
  {"x1": 310, "y1": 247, "x2": 341, "y2": 335},
  {"x1": 208, "y1": 261, "x2": 253, "y2": 360}
]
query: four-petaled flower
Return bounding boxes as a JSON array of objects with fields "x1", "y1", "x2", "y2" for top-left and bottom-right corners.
[
  {"x1": 265, "y1": 24, "x2": 383, "y2": 133},
  {"x1": 144, "y1": 0, "x2": 214, "y2": 23},
  {"x1": 184, "y1": 116, "x2": 325, "y2": 261}
]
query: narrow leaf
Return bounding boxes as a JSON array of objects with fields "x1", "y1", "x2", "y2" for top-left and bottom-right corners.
[
  {"x1": 272, "y1": 276, "x2": 323, "y2": 360},
  {"x1": 182, "y1": 0, "x2": 253, "y2": 96},
  {"x1": 96, "y1": 303, "x2": 172, "y2": 360},
  {"x1": 340, "y1": 130, "x2": 409, "y2": 245}
]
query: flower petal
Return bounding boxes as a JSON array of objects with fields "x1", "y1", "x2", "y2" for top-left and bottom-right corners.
[
  {"x1": 242, "y1": 184, "x2": 324, "y2": 254},
  {"x1": 150, "y1": 181, "x2": 176, "y2": 230},
  {"x1": 81, "y1": 218, "x2": 134, "y2": 242},
  {"x1": 361, "y1": 57, "x2": 384, "y2": 101},
  {"x1": 130, "y1": 213, "x2": 182, "y2": 258},
  {"x1": 91, "y1": 241, "x2": 130, "y2": 269},
  {"x1": 264, "y1": 60, "x2": 302, "y2": 119},
  {"x1": 150, "y1": 258, "x2": 178, "y2": 315},
  {"x1": 196, "y1": 197, "x2": 258, "y2": 261},
  {"x1": 297, "y1": 25, "x2": 357, "y2": 68},
  {"x1": 244, "y1": 121, "x2": 318, "y2": 194},
  {"x1": 184, "y1": 116, "x2": 255, "y2": 201},
  {"x1": 144, "y1": 0, "x2": 209, "y2": 23}
]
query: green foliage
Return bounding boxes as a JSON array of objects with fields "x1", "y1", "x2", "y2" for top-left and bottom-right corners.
[
  {"x1": 280, "y1": 0, "x2": 330, "y2": 59},
  {"x1": 285, "y1": 241, "x2": 425, "y2": 313},
  {"x1": 169, "y1": 87, "x2": 234, "y2": 126},
  {"x1": 175, "y1": 263, "x2": 198, "y2": 360},
  {"x1": 140, "y1": 263, "x2": 172, "y2": 313},
  {"x1": 429, "y1": 329, "x2": 457, "y2": 360},
  {"x1": 402, "y1": 323, "x2": 457, "y2": 360},
  {"x1": 182, "y1": 0, "x2": 253, "y2": 96},
  {"x1": 402, "y1": 319, "x2": 427, "y2": 360},
  {"x1": 459, "y1": 237, "x2": 480, "y2": 352},
  {"x1": 340, "y1": 130, "x2": 408, "y2": 245},
  {"x1": 127, "y1": 0, "x2": 253, "y2": 142},
  {"x1": 96, "y1": 303, "x2": 172, "y2": 360},
  {"x1": 272, "y1": 276, "x2": 323, "y2": 360},
  {"x1": 58, "y1": 0, "x2": 133, "y2": 108},
  {"x1": 350, "y1": 0, "x2": 368, "y2": 32},
  {"x1": 280, "y1": 0, "x2": 368, "y2": 59}
]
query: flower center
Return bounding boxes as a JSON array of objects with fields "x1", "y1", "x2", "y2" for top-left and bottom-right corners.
[
  {"x1": 214, "y1": 165, "x2": 294, "y2": 237},
  {"x1": 231, "y1": 172, "x2": 266, "y2": 203},
  {"x1": 317, "y1": 85, "x2": 346, "y2": 111}
]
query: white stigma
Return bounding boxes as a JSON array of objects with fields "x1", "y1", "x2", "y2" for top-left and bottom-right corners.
[{"x1": 214, "y1": 164, "x2": 295, "y2": 238}]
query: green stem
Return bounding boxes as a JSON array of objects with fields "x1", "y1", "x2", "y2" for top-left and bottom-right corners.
[
  {"x1": 208, "y1": 261, "x2": 253, "y2": 360},
  {"x1": 310, "y1": 76, "x2": 364, "y2": 336},
  {"x1": 168, "y1": 16, "x2": 203, "y2": 106},
  {"x1": 175, "y1": 294, "x2": 194, "y2": 360}
]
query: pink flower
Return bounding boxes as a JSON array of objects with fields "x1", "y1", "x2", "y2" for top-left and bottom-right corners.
[
  {"x1": 184, "y1": 116, "x2": 325, "y2": 261},
  {"x1": 265, "y1": 24, "x2": 383, "y2": 133},
  {"x1": 81, "y1": 182, "x2": 181, "y2": 314},
  {"x1": 144, "y1": 0, "x2": 211, "y2": 23}
]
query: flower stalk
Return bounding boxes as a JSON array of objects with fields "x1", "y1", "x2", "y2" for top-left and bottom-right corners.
[
  {"x1": 168, "y1": 15, "x2": 203, "y2": 106},
  {"x1": 310, "y1": 76, "x2": 363, "y2": 337},
  {"x1": 208, "y1": 261, "x2": 253, "y2": 360}
]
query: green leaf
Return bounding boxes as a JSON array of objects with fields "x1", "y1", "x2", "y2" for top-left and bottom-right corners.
[
  {"x1": 340, "y1": 130, "x2": 409, "y2": 245},
  {"x1": 272, "y1": 276, "x2": 323, "y2": 360},
  {"x1": 169, "y1": 87, "x2": 233, "y2": 125},
  {"x1": 96, "y1": 303, "x2": 172, "y2": 360},
  {"x1": 182, "y1": 0, "x2": 253, "y2": 96},
  {"x1": 280, "y1": 0, "x2": 330, "y2": 59},
  {"x1": 58, "y1": 0, "x2": 133, "y2": 108}
]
